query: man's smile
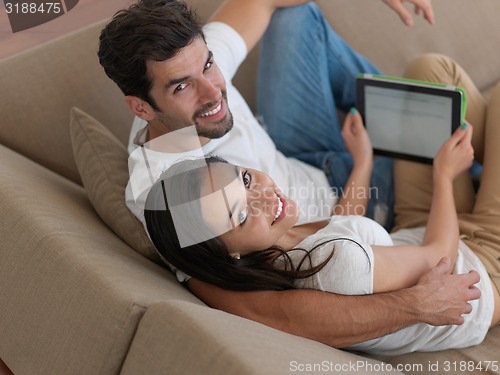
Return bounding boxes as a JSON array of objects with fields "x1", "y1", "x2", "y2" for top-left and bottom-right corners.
[{"x1": 200, "y1": 102, "x2": 222, "y2": 117}]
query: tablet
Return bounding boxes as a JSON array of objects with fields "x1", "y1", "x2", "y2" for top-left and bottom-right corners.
[{"x1": 356, "y1": 74, "x2": 466, "y2": 164}]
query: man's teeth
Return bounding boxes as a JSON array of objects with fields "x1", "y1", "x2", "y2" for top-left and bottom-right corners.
[
  {"x1": 273, "y1": 196, "x2": 283, "y2": 223},
  {"x1": 200, "y1": 103, "x2": 222, "y2": 117}
]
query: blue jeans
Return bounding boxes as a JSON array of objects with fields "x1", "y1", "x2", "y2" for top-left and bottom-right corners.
[{"x1": 256, "y1": 2, "x2": 394, "y2": 230}]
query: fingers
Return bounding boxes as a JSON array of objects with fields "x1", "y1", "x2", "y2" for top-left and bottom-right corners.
[
  {"x1": 433, "y1": 256, "x2": 452, "y2": 275},
  {"x1": 468, "y1": 285, "x2": 481, "y2": 301},
  {"x1": 341, "y1": 111, "x2": 353, "y2": 138},
  {"x1": 414, "y1": 0, "x2": 435, "y2": 25},
  {"x1": 461, "y1": 122, "x2": 473, "y2": 146},
  {"x1": 462, "y1": 269, "x2": 481, "y2": 299},
  {"x1": 384, "y1": 0, "x2": 435, "y2": 26},
  {"x1": 350, "y1": 108, "x2": 364, "y2": 132},
  {"x1": 457, "y1": 270, "x2": 481, "y2": 319},
  {"x1": 407, "y1": 0, "x2": 435, "y2": 25},
  {"x1": 343, "y1": 108, "x2": 363, "y2": 136},
  {"x1": 448, "y1": 122, "x2": 472, "y2": 148},
  {"x1": 453, "y1": 123, "x2": 474, "y2": 161},
  {"x1": 388, "y1": 0, "x2": 414, "y2": 27},
  {"x1": 452, "y1": 122, "x2": 468, "y2": 139},
  {"x1": 466, "y1": 269, "x2": 481, "y2": 285}
]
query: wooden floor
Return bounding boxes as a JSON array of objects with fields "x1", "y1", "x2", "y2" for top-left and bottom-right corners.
[
  {"x1": 0, "y1": 357, "x2": 13, "y2": 375},
  {"x1": 0, "y1": 0, "x2": 132, "y2": 60}
]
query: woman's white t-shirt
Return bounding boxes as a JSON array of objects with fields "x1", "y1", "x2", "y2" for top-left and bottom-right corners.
[{"x1": 287, "y1": 215, "x2": 494, "y2": 355}]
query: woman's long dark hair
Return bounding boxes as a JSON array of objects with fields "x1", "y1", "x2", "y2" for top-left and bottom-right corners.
[{"x1": 145, "y1": 157, "x2": 365, "y2": 291}]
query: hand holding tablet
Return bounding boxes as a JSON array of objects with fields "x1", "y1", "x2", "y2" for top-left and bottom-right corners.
[{"x1": 356, "y1": 74, "x2": 467, "y2": 164}]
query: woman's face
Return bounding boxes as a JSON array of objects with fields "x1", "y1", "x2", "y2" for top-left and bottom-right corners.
[{"x1": 199, "y1": 163, "x2": 299, "y2": 255}]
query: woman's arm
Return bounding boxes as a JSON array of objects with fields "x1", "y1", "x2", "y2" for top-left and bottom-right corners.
[
  {"x1": 333, "y1": 109, "x2": 373, "y2": 216},
  {"x1": 423, "y1": 123, "x2": 473, "y2": 249},
  {"x1": 373, "y1": 124, "x2": 474, "y2": 293},
  {"x1": 187, "y1": 257, "x2": 480, "y2": 348}
]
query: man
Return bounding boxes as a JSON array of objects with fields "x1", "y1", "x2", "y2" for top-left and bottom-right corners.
[{"x1": 98, "y1": 0, "x2": 480, "y2": 348}]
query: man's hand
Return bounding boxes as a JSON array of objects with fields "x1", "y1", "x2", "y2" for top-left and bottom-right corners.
[
  {"x1": 382, "y1": 0, "x2": 435, "y2": 27},
  {"x1": 410, "y1": 257, "x2": 481, "y2": 326}
]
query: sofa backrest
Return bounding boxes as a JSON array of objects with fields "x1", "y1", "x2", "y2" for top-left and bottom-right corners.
[
  {"x1": 317, "y1": 0, "x2": 500, "y2": 92},
  {"x1": 195, "y1": 0, "x2": 500, "y2": 109},
  {"x1": 1, "y1": 0, "x2": 499, "y2": 184},
  {"x1": 0, "y1": 20, "x2": 132, "y2": 185}
]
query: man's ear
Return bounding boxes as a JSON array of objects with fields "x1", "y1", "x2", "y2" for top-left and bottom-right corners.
[{"x1": 124, "y1": 96, "x2": 155, "y2": 121}]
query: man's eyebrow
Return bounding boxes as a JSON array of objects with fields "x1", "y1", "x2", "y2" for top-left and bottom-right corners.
[{"x1": 164, "y1": 50, "x2": 214, "y2": 90}]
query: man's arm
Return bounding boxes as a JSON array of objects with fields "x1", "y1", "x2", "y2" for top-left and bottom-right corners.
[
  {"x1": 187, "y1": 257, "x2": 480, "y2": 348},
  {"x1": 209, "y1": 0, "x2": 310, "y2": 52}
]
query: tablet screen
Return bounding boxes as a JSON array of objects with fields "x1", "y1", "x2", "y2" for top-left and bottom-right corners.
[{"x1": 357, "y1": 76, "x2": 463, "y2": 164}]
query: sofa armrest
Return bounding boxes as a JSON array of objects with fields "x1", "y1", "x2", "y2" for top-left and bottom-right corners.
[
  {"x1": 121, "y1": 300, "x2": 402, "y2": 375},
  {"x1": 0, "y1": 145, "x2": 200, "y2": 375}
]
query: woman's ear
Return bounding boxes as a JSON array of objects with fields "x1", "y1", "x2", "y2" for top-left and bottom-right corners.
[
  {"x1": 124, "y1": 96, "x2": 155, "y2": 121},
  {"x1": 230, "y1": 253, "x2": 241, "y2": 260}
]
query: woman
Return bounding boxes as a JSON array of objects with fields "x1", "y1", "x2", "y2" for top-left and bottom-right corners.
[{"x1": 144, "y1": 56, "x2": 500, "y2": 354}]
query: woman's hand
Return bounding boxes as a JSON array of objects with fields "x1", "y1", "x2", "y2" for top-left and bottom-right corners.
[
  {"x1": 334, "y1": 109, "x2": 373, "y2": 216},
  {"x1": 382, "y1": 0, "x2": 435, "y2": 27},
  {"x1": 342, "y1": 108, "x2": 373, "y2": 169},
  {"x1": 433, "y1": 123, "x2": 474, "y2": 182}
]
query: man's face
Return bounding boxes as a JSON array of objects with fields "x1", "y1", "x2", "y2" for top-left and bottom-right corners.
[{"x1": 145, "y1": 37, "x2": 233, "y2": 140}]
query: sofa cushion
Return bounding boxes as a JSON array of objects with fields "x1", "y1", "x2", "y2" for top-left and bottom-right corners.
[{"x1": 69, "y1": 107, "x2": 160, "y2": 264}]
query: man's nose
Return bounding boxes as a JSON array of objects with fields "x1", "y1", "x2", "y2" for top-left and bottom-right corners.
[{"x1": 198, "y1": 77, "x2": 220, "y2": 102}]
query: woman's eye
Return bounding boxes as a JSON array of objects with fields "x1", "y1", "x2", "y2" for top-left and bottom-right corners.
[
  {"x1": 174, "y1": 83, "x2": 188, "y2": 94},
  {"x1": 242, "y1": 170, "x2": 252, "y2": 188},
  {"x1": 237, "y1": 207, "x2": 248, "y2": 225},
  {"x1": 204, "y1": 60, "x2": 213, "y2": 70}
]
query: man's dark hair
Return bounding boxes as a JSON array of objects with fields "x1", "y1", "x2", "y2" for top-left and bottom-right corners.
[{"x1": 98, "y1": 0, "x2": 204, "y2": 110}]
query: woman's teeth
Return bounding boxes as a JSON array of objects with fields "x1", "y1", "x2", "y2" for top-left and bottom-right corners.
[
  {"x1": 272, "y1": 196, "x2": 283, "y2": 224},
  {"x1": 200, "y1": 103, "x2": 222, "y2": 117}
]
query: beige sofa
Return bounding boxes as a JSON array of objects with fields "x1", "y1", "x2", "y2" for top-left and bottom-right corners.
[{"x1": 1, "y1": 1, "x2": 499, "y2": 374}]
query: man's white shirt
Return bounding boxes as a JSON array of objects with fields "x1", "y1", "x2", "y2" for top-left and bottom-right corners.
[{"x1": 126, "y1": 22, "x2": 336, "y2": 280}]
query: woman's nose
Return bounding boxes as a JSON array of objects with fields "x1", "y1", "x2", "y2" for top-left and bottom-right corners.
[{"x1": 252, "y1": 186, "x2": 275, "y2": 206}]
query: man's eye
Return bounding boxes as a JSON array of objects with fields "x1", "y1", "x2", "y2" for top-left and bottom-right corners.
[
  {"x1": 174, "y1": 83, "x2": 188, "y2": 94},
  {"x1": 237, "y1": 207, "x2": 248, "y2": 225},
  {"x1": 242, "y1": 170, "x2": 252, "y2": 188}
]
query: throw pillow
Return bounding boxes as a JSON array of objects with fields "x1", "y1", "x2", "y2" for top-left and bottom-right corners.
[{"x1": 69, "y1": 107, "x2": 160, "y2": 264}]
